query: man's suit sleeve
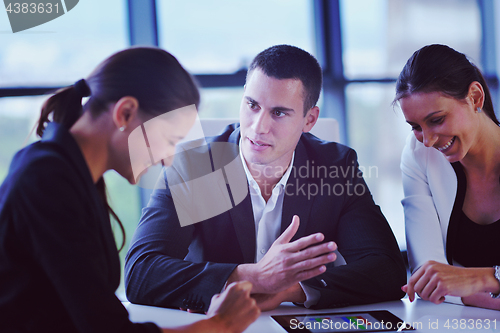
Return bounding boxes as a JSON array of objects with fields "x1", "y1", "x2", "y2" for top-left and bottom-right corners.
[
  {"x1": 301, "y1": 149, "x2": 407, "y2": 309},
  {"x1": 124, "y1": 168, "x2": 238, "y2": 312}
]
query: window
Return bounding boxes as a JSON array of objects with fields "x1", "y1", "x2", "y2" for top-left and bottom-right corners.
[
  {"x1": 341, "y1": 0, "x2": 481, "y2": 80},
  {"x1": 0, "y1": 0, "x2": 128, "y2": 87},
  {"x1": 157, "y1": 0, "x2": 315, "y2": 74},
  {"x1": 198, "y1": 87, "x2": 244, "y2": 119},
  {"x1": 0, "y1": 96, "x2": 44, "y2": 180}
]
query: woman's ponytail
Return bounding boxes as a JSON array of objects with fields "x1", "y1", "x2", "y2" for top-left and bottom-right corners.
[{"x1": 36, "y1": 79, "x2": 91, "y2": 137}]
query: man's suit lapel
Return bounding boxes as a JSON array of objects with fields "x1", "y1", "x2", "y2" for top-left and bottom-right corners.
[
  {"x1": 229, "y1": 196, "x2": 256, "y2": 263},
  {"x1": 281, "y1": 138, "x2": 314, "y2": 241},
  {"x1": 225, "y1": 126, "x2": 256, "y2": 263}
]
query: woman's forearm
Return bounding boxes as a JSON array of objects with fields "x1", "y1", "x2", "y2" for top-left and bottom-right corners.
[{"x1": 462, "y1": 293, "x2": 500, "y2": 311}]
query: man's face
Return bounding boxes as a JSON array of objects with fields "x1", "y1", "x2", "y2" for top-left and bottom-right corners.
[{"x1": 239, "y1": 69, "x2": 317, "y2": 170}]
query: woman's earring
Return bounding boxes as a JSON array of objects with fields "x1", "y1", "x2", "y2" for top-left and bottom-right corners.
[
  {"x1": 477, "y1": 107, "x2": 482, "y2": 113},
  {"x1": 119, "y1": 126, "x2": 126, "y2": 132}
]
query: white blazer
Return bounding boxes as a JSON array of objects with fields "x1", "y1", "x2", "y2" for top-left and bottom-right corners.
[
  {"x1": 401, "y1": 133, "x2": 458, "y2": 272},
  {"x1": 401, "y1": 134, "x2": 463, "y2": 305}
]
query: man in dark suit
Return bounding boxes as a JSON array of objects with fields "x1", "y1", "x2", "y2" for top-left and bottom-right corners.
[{"x1": 125, "y1": 45, "x2": 406, "y2": 312}]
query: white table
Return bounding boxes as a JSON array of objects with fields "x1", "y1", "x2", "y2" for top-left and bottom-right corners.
[{"x1": 125, "y1": 298, "x2": 500, "y2": 332}]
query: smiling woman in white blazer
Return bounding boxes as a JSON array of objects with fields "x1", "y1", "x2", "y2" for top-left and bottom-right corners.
[{"x1": 395, "y1": 44, "x2": 500, "y2": 311}]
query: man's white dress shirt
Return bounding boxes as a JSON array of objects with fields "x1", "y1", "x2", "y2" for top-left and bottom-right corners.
[{"x1": 239, "y1": 144, "x2": 320, "y2": 307}]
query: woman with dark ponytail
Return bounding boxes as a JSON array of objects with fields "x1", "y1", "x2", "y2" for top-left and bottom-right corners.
[
  {"x1": 394, "y1": 44, "x2": 500, "y2": 310},
  {"x1": 0, "y1": 47, "x2": 259, "y2": 332}
]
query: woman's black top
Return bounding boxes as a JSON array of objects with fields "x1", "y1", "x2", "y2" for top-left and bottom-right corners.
[
  {"x1": 0, "y1": 122, "x2": 159, "y2": 333},
  {"x1": 448, "y1": 162, "x2": 500, "y2": 267}
]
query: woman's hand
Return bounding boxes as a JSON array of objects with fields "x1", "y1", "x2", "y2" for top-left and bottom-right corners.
[
  {"x1": 161, "y1": 282, "x2": 260, "y2": 333},
  {"x1": 402, "y1": 261, "x2": 500, "y2": 304},
  {"x1": 205, "y1": 281, "x2": 260, "y2": 333}
]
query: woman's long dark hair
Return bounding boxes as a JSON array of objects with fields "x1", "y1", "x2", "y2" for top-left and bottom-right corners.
[
  {"x1": 36, "y1": 47, "x2": 200, "y2": 251},
  {"x1": 394, "y1": 44, "x2": 499, "y2": 125}
]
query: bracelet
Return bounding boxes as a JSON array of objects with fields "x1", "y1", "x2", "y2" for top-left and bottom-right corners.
[{"x1": 490, "y1": 265, "x2": 500, "y2": 299}]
